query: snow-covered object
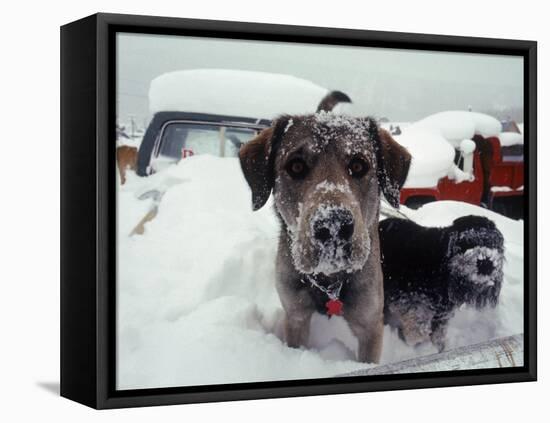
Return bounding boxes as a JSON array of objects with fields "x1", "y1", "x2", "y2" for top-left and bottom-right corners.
[
  {"x1": 460, "y1": 139, "x2": 476, "y2": 154},
  {"x1": 447, "y1": 165, "x2": 474, "y2": 183},
  {"x1": 459, "y1": 139, "x2": 476, "y2": 176},
  {"x1": 340, "y1": 334, "x2": 523, "y2": 375},
  {"x1": 411, "y1": 111, "x2": 502, "y2": 148},
  {"x1": 394, "y1": 128, "x2": 456, "y2": 188},
  {"x1": 498, "y1": 132, "x2": 524, "y2": 147},
  {"x1": 117, "y1": 156, "x2": 523, "y2": 389},
  {"x1": 491, "y1": 185, "x2": 523, "y2": 193},
  {"x1": 393, "y1": 111, "x2": 501, "y2": 188},
  {"x1": 518, "y1": 123, "x2": 524, "y2": 134},
  {"x1": 148, "y1": 69, "x2": 329, "y2": 119},
  {"x1": 117, "y1": 137, "x2": 143, "y2": 149},
  {"x1": 331, "y1": 101, "x2": 355, "y2": 116}
]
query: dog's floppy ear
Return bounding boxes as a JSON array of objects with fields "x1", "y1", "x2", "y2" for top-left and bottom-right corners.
[
  {"x1": 239, "y1": 116, "x2": 290, "y2": 210},
  {"x1": 376, "y1": 128, "x2": 411, "y2": 208},
  {"x1": 239, "y1": 127, "x2": 275, "y2": 211}
]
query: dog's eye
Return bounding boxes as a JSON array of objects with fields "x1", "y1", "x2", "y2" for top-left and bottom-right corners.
[
  {"x1": 348, "y1": 157, "x2": 369, "y2": 178},
  {"x1": 286, "y1": 158, "x2": 308, "y2": 179}
]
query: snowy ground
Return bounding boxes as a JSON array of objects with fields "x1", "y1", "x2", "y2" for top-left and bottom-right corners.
[{"x1": 116, "y1": 155, "x2": 523, "y2": 390}]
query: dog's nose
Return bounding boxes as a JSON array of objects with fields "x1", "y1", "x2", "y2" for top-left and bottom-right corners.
[
  {"x1": 313, "y1": 208, "x2": 354, "y2": 243},
  {"x1": 477, "y1": 257, "x2": 495, "y2": 276}
]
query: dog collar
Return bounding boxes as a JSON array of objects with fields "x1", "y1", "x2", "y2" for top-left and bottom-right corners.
[{"x1": 301, "y1": 275, "x2": 344, "y2": 317}]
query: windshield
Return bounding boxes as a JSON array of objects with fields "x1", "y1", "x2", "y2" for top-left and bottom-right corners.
[{"x1": 157, "y1": 122, "x2": 259, "y2": 160}]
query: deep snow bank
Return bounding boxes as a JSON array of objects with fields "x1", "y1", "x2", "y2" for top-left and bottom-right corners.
[{"x1": 117, "y1": 156, "x2": 523, "y2": 389}]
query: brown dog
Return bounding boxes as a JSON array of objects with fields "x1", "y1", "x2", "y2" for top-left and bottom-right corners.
[
  {"x1": 239, "y1": 112, "x2": 411, "y2": 363},
  {"x1": 117, "y1": 145, "x2": 138, "y2": 185}
]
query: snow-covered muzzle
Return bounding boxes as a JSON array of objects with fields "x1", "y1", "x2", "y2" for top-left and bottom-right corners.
[
  {"x1": 276, "y1": 177, "x2": 375, "y2": 276},
  {"x1": 288, "y1": 202, "x2": 372, "y2": 275},
  {"x1": 448, "y1": 246, "x2": 504, "y2": 287},
  {"x1": 446, "y1": 225, "x2": 505, "y2": 308}
]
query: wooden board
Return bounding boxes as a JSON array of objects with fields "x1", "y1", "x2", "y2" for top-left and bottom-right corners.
[{"x1": 340, "y1": 334, "x2": 523, "y2": 376}]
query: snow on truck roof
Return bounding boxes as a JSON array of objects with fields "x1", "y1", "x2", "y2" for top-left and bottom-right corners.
[
  {"x1": 411, "y1": 111, "x2": 502, "y2": 148},
  {"x1": 148, "y1": 69, "x2": 329, "y2": 119}
]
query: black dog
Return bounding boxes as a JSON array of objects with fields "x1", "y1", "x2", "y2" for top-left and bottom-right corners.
[{"x1": 379, "y1": 215, "x2": 504, "y2": 352}]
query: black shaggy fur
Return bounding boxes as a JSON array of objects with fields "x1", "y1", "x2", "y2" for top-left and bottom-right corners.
[{"x1": 379, "y1": 215, "x2": 504, "y2": 352}]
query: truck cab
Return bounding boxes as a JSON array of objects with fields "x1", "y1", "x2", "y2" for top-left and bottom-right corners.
[
  {"x1": 135, "y1": 68, "x2": 336, "y2": 177},
  {"x1": 137, "y1": 112, "x2": 270, "y2": 176},
  {"x1": 397, "y1": 112, "x2": 524, "y2": 219}
]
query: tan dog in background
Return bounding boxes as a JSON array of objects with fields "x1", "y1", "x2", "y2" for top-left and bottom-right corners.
[{"x1": 117, "y1": 145, "x2": 138, "y2": 185}]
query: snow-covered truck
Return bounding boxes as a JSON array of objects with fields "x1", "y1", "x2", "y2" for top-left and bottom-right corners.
[
  {"x1": 136, "y1": 69, "x2": 338, "y2": 176},
  {"x1": 391, "y1": 111, "x2": 524, "y2": 219}
]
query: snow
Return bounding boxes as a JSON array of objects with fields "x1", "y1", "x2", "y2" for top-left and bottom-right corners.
[
  {"x1": 460, "y1": 139, "x2": 476, "y2": 154},
  {"x1": 331, "y1": 101, "x2": 355, "y2": 116},
  {"x1": 148, "y1": 69, "x2": 329, "y2": 119},
  {"x1": 411, "y1": 111, "x2": 502, "y2": 148},
  {"x1": 448, "y1": 245, "x2": 503, "y2": 287},
  {"x1": 491, "y1": 185, "x2": 523, "y2": 192},
  {"x1": 117, "y1": 136, "x2": 143, "y2": 149},
  {"x1": 314, "y1": 180, "x2": 351, "y2": 195},
  {"x1": 304, "y1": 203, "x2": 368, "y2": 276},
  {"x1": 447, "y1": 164, "x2": 475, "y2": 183},
  {"x1": 311, "y1": 112, "x2": 376, "y2": 159},
  {"x1": 394, "y1": 127, "x2": 456, "y2": 188},
  {"x1": 284, "y1": 118, "x2": 294, "y2": 133},
  {"x1": 499, "y1": 131, "x2": 524, "y2": 147},
  {"x1": 117, "y1": 156, "x2": 523, "y2": 390},
  {"x1": 518, "y1": 123, "x2": 524, "y2": 134}
]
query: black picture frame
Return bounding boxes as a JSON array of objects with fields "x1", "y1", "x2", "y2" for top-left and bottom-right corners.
[{"x1": 60, "y1": 12, "x2": 537, "y2": 409}]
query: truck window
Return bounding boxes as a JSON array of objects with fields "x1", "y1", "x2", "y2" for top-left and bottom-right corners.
[{"x1": 158, "y1": 123, "x2": 257, "y2": 160}]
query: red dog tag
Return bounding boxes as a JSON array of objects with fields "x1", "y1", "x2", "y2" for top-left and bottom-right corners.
[{"x1": 326, "y1": 298, "x2": 343, "y2": 316}]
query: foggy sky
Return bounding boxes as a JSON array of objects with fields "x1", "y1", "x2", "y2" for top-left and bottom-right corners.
[{"x1": 117, "y1": 32, "x2": 523, "y2": 126}]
